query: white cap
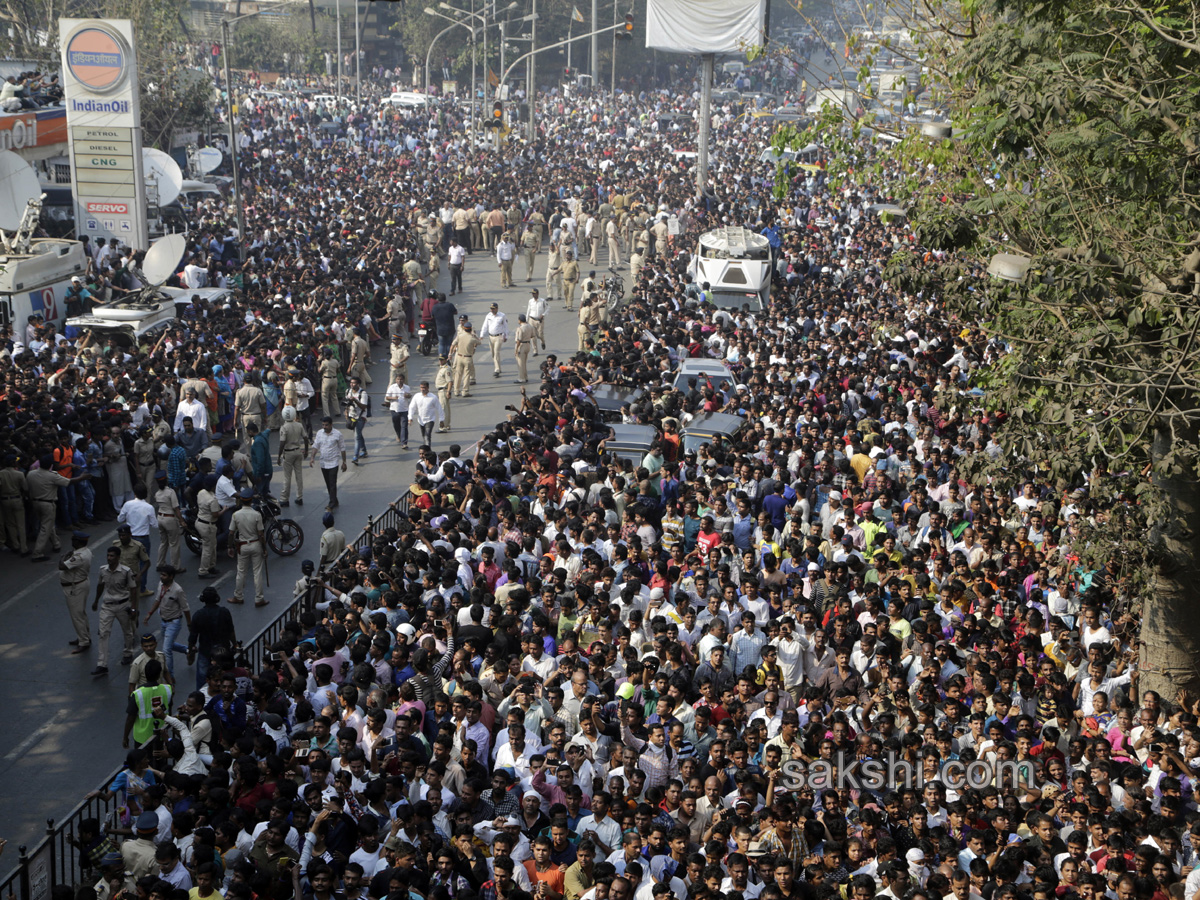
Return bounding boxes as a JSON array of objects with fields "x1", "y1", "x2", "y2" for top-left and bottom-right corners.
[{"x1": 649, "y1": 587, "x2": 665, "y2": 601}]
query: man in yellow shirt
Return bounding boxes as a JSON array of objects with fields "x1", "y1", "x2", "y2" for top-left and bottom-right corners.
[{"x1": 563, "y1": 840, "x2": 597, "y2": 900}]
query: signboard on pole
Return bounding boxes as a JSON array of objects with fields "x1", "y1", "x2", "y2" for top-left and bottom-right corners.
[{"x1": 60, "y1": 18, "x2": 148, "y2": 249}]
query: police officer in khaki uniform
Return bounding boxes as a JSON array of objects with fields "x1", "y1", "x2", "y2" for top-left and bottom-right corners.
[
  {"x1": 277, "y1": 406, "x2": 308, "y2": 508},
  {"x1": 545, "y1": 242, "x2": 564, "y2": 303},
  {"x1": 513, "y1": 314, "x2": 536, "y2": 384},
  {"x1": 0, "y1": 453, "x2": 29, "y2": 555},
  {"x1": 561, "y1": 254, "x2": 581, "y2": 311},
  {"x1": 234, "y1": 374, "x2": 268, "y2": 443},
  {"x1": 348, "y1": 327, "x2": 371, "y2": 385},
  {"x1": 318, "y1": 349, "x2": 341, "y2": 417},
  {"x1": 389, "y1": 333, "x2": 411, "y2": 386},
  {"x1": 282, "y1": 368, "x2": 301, "y2": 411},
  {"x1": 195, "y1": 474, "x2": 222, "y2": 579},
  {"x1": 228, "y1": 488, "x2": 266, "y2": 607},
  {"x1": 402, "y1": 254, "x2": 424, "y2": 309},
  {"x1": 28, "y1": 454, "x2": 76, "y2": 561},
  {"x1": 59, "y1": 530, "x2": 93, "y2": 653},
  {"x1": 606, "y1": 217, "x2": 622, "y2": 271},
  {"x1": 521, "y1": 227, "x2": 540, "y2": 282},
  {"x1": 153, "y1": 472, "x2": 184, "y2": 572},
  {"x1": 424, "y1": 219, "x2": 443, "y2": 291},
  {"x1": 435, "y1": 356, "x2": 454, "y2": 432},
  {"x1": 651, "y1": 216, "x2": 670, "y2": 261},
  {"x1": 630, "y1": 245, "x2": 646, "y2": 284},
  {"x1": 133, "y1": 426, "x2": 158, "y2": 500},
  {"x1": 387, "y1": 294, "x2": 407, "y2": 342},
  {"x1": 527, "y1": 208, "x2": 546, "y2": 250},
  {"x1": 450, "y1": 322, "x2": 481, "y2": 398}
]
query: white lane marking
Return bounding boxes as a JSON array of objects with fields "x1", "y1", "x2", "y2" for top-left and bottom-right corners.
[
  {"x1": 0, "y1": 523, "x2": 120, "y2": 615},
  {"x1": 3, "y1": 708, "x2": 71, "y2": 763}
]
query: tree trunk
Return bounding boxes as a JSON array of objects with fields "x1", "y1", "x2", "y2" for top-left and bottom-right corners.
[{"x1": 1138, "y1": 426, "x2": 1200, "y2": 701}]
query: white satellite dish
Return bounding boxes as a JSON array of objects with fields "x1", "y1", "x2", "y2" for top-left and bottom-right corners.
[
  {"x1": 143, "y1": 147, "x2": 183, "y2": 208},
  {"x1": 0, "y1": 149, "x2": 41, "y2": 233},
  {"x1": 195, "y1": 147, "x2": 223, "y2": 175},
  {"x1": 143, "y1": 233, "x2": 188, "y2": 286}
]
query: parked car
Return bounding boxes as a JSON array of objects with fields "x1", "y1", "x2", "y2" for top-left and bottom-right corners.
[
  {"x1": 681, "y1": 412, "x2": 748, "y2": 455},
  {"x1": 590, "y1": 384, "x2": 645, "y2": 421},
  {"x1": 601, "y1": 424, "x2": 658, "y2": 466},
  {"x1": 672, "y1": 358, "x2": 735, "y2": 394}
]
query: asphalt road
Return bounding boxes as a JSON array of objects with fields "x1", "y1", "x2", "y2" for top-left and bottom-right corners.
[{"x1": 0, "y1": 239, "x2": 617, "y2": 854}]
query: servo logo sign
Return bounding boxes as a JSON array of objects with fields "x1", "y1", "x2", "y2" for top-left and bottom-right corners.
[{"x1": 65, "y1": 26, "x2": 130, "y2": 94}]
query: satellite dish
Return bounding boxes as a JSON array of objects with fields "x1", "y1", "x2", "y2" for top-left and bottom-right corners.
[
  {"x1": 143, "y1": 147, "x2": 183, "y2": 208},
  {"x1": 0, "y1": 150, "x2": 41, "y2": 233},
  {"x1": 143, "y1": 233, "x2": 187, "y2": 286},
  {"x1": 195, "y1": 147, "x2": 223, "y2": 175}
]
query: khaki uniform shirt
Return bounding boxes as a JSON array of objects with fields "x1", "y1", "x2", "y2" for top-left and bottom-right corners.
[
  {"x1": 515, "y1": 322, "x2": 537, "y2": 346},
  {"x1": 230, "y1": 507, "x2": 264, "y2": 544},
  {"x1": 196, "y1": 489, "x2": 221, "y2": 524},
  {"x1": 0, "y1": 466, "x2": 28, "y2": 500},
  {"x1": 453, "y1": 331, "x2": 481, "y2": 358},
  {"x1": 27, "y1": 466, "x2": 69, "y2": 502},
  {"x1": 60, "y1": 545, "x2": 92, "y2": 586},
  {"x1": 319, "y1": 358, "x2": 340, "y2": 383},
  {"x1": 278, "y1": 421, "x2": 307, "y2": 454},
  {"x1": 235, "y1": 385, "x2": 267, "y2": 418},
  {"x1": 154, "y1": 486, "x2": 181, "y2": 520}
]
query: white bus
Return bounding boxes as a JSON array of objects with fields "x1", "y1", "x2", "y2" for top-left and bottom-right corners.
[{"x1": 694, "y1": 226, "x2": 772, "y2": 312}]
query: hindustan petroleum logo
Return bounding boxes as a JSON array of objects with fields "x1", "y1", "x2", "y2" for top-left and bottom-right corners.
[{"x1": 65, "y1": 26, "x2": 129, "y2": 94}]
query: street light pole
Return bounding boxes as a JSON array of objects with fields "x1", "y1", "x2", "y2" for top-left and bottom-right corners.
[
  {"x1": 590, "y1": 0, "x2": 598, "y2": 83},
  {"x1": 610, "y1": 0, "x2": 616, "y2": 94},
  {"x1": 527, "y1": 0, "x2": 536, "y2": 140},
  {"x1": 424, "y1": 17, "x2": 469, "y2": 94},
  {"x1": 354, "y1": 0, "x2": 362, "y2": 106},
  {"x1": 335, "y1": 0, "x2": 342, "y2": 100},
  {"x1": 220, "y1": 0, "x2": 294, "y2": 263},
  {"x1": 221, "y1": 19, "x2": 245, "y2": 261}
]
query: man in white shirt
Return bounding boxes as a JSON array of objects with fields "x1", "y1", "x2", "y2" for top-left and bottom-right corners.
[
  {"x1": 385, "y1": 378, "x2": 413, "y2": 449},
  {"x1": 576, "y1": 792, "x2": 622, "y2": 857},
  {"x1": 480, "y1": 302, "x2": 510, "y2": 378},
  {"x1": 526, "y1": 288, "x2": 547, "y2": 355},
  {"x1": 448, "y1": 238, "x2": 466, "y2": 295},
  {"x1": 772, "y1": 618, "x2": 807, "y2": 706},
  {"x1": 117, "y1": 488, "x2": 158, "y2": 586},
  {"x1": 407, "y1": 381, "x2": 443, "y2": 447},
  {"x1": 182, "y1": 254, "x2": 208, "y2": 289},
  {"x1": 496, "y1": 234, "x2": 516, "y2": 287},
  {"x1": 309, "y1": 416, "x2": 347, "y2": 510},
  {"x1": 173, "y1": 387, "x2": 208, "y2": 432}
]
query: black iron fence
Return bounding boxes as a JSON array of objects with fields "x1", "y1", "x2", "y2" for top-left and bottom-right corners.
[{"x1": 0, "y1": 466, "x2": 438, "y2": 900}]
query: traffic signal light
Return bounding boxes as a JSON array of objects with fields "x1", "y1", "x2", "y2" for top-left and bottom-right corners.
[
  {"x1": 564, "y1": 66, "x2": 572, "y2": 79},
  {"x1": 620, "y1": 12, "x2": 634, "y2": 36},
  {"x1": 488, "y1": 100, "x2": 504, "y2": 128}
]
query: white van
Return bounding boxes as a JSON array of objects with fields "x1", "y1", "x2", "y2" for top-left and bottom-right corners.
[
  {"x1": 385, "y1": 91, "x2": 431, "y2": 108},
  {"x1": 180, "y1": 180, "x2": 223, "y2": 207},
  {"x1": 694, "y1": 226, "x2": 772, "y2": 312}
]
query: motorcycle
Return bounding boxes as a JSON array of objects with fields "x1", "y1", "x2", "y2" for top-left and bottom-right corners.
[
  {"x1": 183, "y1": 495, "x2": 305, "y2": 558},
  {"x1": 417, "y1": 321, "x2": 433, "y2": 356}
]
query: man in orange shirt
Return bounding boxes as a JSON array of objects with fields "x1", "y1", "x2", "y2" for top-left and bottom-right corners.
[{"x1": 524, "y1": 835, "x2": 565, "y2": 900}]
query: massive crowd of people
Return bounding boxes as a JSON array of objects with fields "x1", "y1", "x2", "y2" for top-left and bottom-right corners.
[{"x1": 10, "y1": 44, "x2": 1175, "y2": 900}]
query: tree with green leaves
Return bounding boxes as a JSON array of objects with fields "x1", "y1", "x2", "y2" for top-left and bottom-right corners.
[{"x1": 782, "y1": 0, "x2": 1200, "y2": 697}]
